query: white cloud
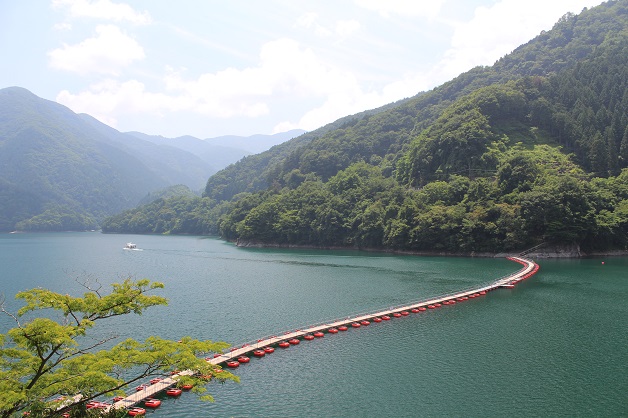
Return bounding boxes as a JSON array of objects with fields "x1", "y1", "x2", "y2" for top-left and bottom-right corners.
[
  {"x1": 52, "y1": 0, "x2": 151, "y2": 24},
  {"x1": 56, "y1": 0, "x2": 604, "y2": 136},
  {"x1": 354, "y1": 0, "x2": 445, "y2": 19},
  {"x1": 57, "y1": 37, "x2": 401, "y2": 133},
  {"x1": 284, "y1": 91, "x2": 381, "y2": 131},
  {"x1": 336, "y1": 20, "x2": 361, "y2": 37},
  {"x1": 259, "y1": 38, "x2": 343, "y2": 96},
  {"x1": 57, "y1": 79, "x2": 171, "y2": 127},
  {"x1": 163, "y1": 66, "x2": 272, "y2": 118},
  {"x1": 48, "y1": 24, "x2": 145, "y2": 75},
  {"x1": 162, "y1": 38, "x2": 365, "y2": 120},
  {"x1": 295, "y1": 13, "x2": 360, "y2": 38},
  {"x1": 49, "y1": 0, "x2": 608, "y2": 138},
  {"x1": 295, "y1": 12, "x2": 319, "y2": 29},
  {"x1": 272, "y1": 84, "x2": 398, "y2": 133},
  {"x1": 268, "y1": 39, "x2": 417, "y2": 132},
  {"x1": 437, "y1": 0, "x2": 604, "y2": 83},
  {"x1": 53, "y1": 22, "x2": 72, "y2": 31}
]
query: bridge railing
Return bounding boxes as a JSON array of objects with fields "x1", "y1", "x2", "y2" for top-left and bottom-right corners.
[{"x1": 219, "y1": 259, "x2": 532, "y2": 354}]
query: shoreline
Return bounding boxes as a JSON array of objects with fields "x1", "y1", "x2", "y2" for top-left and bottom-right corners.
[
  {"x1": 5, "y1": 231, "x2": 626, "y2": 258},
  {"x1": 235, "y1": 240, "x2": 628, "y2": 259}
]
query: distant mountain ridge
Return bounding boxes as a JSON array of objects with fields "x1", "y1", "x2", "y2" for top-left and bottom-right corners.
[
  {"x1": 78, "y1": 113, "x2": 215, "y2": 189},
  {"x1": 0, "y1": 87, "x2": 300, "y2": 231},
  {"x1": 126, "y1": 129, "x2": 305, "y2": 171},
  {"x1": 204, "y1": 130, "x2": 307, "y2": 154}
]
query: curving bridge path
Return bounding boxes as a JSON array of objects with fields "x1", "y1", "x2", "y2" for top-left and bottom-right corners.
[
  {"x1": 111, "y1": 256, "x2": 538, "y2": 411},
  {"x1": 205, "y1": 256, "x2": 538, "y2": 365}
]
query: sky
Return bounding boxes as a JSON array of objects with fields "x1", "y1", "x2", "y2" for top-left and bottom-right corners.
[{"x1": 0, "y1": 0, "x2": 606, "y2": 139}]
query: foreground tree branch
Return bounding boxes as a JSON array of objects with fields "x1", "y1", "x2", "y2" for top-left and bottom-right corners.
[{"x1": 0, "y1": 278, "x2": 238, "y2": 418}]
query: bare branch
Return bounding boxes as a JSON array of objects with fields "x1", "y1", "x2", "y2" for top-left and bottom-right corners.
[
  {"x1": 70, "y1": 335, "x2": 119, "y2": 357},
  {"x1": 25, "y1": 341, "x2": 66, "y2": 390},
  {"x1": 0, "y1": 302, "x2": 22, "y2": 328},
  {"x1": 42, "y1": 334, "x2": 119, "y2": 375},
  {"x1": 74, "y1": 273, "x2": 103, "y2": 297}
]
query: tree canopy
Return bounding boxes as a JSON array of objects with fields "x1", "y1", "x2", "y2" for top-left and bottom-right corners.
[
  {"x1": 103, "y1": 1, "x2": 628, "y2": 254},
  {"x1": 0, "y1": 279, "x2": 237, "y2": 418}
]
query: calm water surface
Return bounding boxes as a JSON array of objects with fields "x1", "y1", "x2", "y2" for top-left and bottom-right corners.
[{"x1": 0, "y1": 233, "x2": 626, "y2": 417}]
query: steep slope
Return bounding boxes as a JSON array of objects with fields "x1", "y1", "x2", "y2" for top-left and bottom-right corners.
[
  {"x1": 272, "y1": 1, "x2": 628, "y2": 185},
  {"x1": 202, "y1": 0, "x2": 627, "y2": 199},
  {"x1": 203, "y1": 98, "x2": 411, "y2": 201},
  {"x1": 79, "y1": 115, "x2": 214, "y2": 190},
  {"x1": 103, "y1": 1, "x2": 628, "y2": 253},
  {"x1": 0, "y1": 87, "x2": 211, "y2": 231}
]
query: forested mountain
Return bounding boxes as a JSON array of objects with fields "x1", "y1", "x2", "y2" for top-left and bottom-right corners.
[
  {"x1": 0, "y1": 87, "x2": 214, "y2": 231},
  {"x1": 103, "y1": 1, "x2": 628, "y2": 254},
  {"x1": 78, "y1": 114, "x2": 215, "y2": 189},
  {"x1": 136, "y1": 184, "x2": 199, "y2": 207},
  {"x1": 203, "y1": 98, "x2": 411, "y2": 202}
]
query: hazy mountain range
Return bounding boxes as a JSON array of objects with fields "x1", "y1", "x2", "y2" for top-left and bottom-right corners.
[
  {"x1": 0, "y1": 87, "x2": 303, "y2": 231},
  {"x1": 126, "y1": 129, "x2": 305, "y2": 172}
]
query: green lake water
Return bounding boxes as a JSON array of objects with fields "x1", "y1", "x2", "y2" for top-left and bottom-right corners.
[{"x1": 0, "y1": 233, "x2": 626, "y2": 417}]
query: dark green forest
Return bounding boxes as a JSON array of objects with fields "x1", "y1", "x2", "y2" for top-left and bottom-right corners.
[{"x1": 102, "y1": 1, "x2": 628, "y2": 254}]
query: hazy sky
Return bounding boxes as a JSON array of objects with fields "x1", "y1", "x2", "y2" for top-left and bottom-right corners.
[{"x1": 1, "y1": 0, "x2": 604, "y2": 138}]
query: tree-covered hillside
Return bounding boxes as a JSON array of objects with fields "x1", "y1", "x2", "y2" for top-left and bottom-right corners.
[
  {"x1": 203, "y1": 98, "x2": 411, "y2": 202},
  {"x1": 0, "y1": 88, "x2": 214, "y2": 232},
  {"x1": 103, "y1": 1, "x2": 628, "y2": 254}
]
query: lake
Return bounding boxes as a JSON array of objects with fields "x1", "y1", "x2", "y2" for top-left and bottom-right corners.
[{"x1": 0, "y1": 233, "x2": 626, "y2": 417}]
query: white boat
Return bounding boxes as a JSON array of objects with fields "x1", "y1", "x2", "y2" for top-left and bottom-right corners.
[{"x1": 123, "y1": 242, "x2": 140, "y2": 250}]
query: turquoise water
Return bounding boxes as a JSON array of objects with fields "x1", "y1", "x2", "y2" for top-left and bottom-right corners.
[{"x1": 1, "y1": 233, "x2": 626, "y2": 417}]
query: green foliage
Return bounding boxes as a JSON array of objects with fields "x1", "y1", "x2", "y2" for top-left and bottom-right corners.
[
  {"x1": 102, "y1": 196, "x2": 219, "y2": 235},
  {"x1": 15, "y1": 205, "x2": 98, "y2": 232},
  {"x1": 0, "y1": 178, "x2": 46, "y2": 231},
  {"x1": 108, "y1": 2, "x2": 628, "y2": 254},
  {"x1": 0, "y1": 87, "x2": 215, "y2": 232},
  {"x1": 202, "y1": 99, "x2": 410, "y2": 202},
  {"x1": 215, "y1": 146, "x2": 627, "y2": 253},
  {"x1": 137, "y1": 184, "x2": 198, "y2": 206},
  {"x1": 0, "y1": 279, "x2": 237, "y2": 418}
]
